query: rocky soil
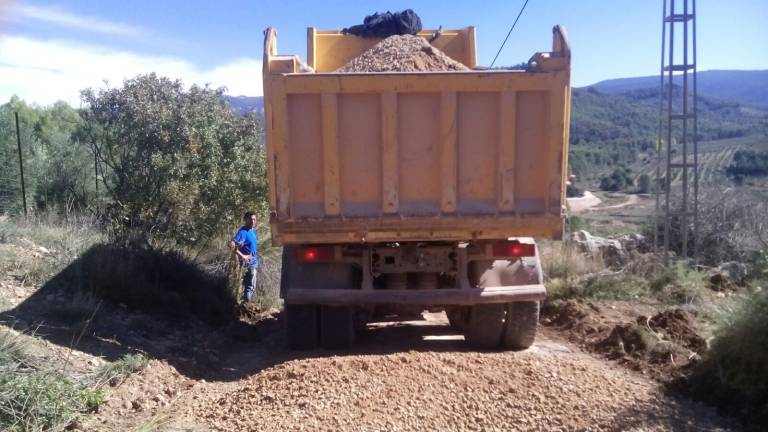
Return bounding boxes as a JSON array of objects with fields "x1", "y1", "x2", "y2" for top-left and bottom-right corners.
[
  {"x1": 0, "y1": 238, "x2": 740, "y2": 431},
  {"x1": 83, "y1": 314, "x2": 734, "y2": 432},
  {"x1": 542, "y1": 300, "x2": 710, "y2": 382},
  {"x1": 337, "y1": 35, "x2": 469, "y2": 72},
  {"x1": 197, "y1": 338, "x2": 730, "y2": 431}
]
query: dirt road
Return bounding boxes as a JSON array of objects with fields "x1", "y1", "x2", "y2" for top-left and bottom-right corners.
[
  {"x1": 78, "y1": 313, "x2": 734, "y2": 432},
  {"x1": 567, "y1": 191, "x2": 602, "y2": 213}
]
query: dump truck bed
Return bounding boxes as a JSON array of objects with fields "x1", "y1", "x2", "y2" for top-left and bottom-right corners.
[{"x1": 263, "y1": 26, "x2": 571, "y2": 245}]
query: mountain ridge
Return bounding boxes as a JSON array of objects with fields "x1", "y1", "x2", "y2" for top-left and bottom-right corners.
[{"x1": 587, "y1": 70, "x2": 768, "y2": 107}]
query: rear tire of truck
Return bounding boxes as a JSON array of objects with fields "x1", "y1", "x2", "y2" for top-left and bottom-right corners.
[
  {"x1": 286, "y1": 304, "x2": 319, "y2": 350},
  {"x1": 320, "y1": 306, "x2": 355, "y2": 349},
  {"x1": 282, "y1": 245, "x2": 361, "y2": 350},
  {"x1": 464, "y1": 304, "x2": 505, "y2": 349},
  {"x1": 501, "y1": 301, "x2": 540, "y2": 350}
]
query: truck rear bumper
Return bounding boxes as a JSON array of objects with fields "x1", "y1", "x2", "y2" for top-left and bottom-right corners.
[{"x1": 284, "y1": 284, "x2": 546, "y2": 306}]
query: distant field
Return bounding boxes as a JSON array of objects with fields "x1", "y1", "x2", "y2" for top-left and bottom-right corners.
[
  {"x1": 572, "y1": 134, "x2": 768, "y2": 237},
  {"x1": 636, "y1": 134, "x2": 768, "y2": 186}
]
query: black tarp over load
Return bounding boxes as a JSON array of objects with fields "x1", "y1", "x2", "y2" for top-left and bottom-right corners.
[{"x1": 342, "y1": 9, "x2": 423, "y2": 38}]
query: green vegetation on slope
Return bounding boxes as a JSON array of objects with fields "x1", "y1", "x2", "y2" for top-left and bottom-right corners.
[
  {"x1": 686, "y1": 288, "x2": 768, "y2": 429},
  {"x1": 726, "y1": 149, "x2": 768, "y2": 178},
  {"x1": 569, "y1": 85, "x2": 768, "y2": 186}
]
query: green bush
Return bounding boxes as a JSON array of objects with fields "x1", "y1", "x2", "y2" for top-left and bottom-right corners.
[
  {"x1": 544, "y1": 248, "x2": 707, "y2": 305},
  {"x1": 0, "y1": 371, "x2": 104, "y2": 432},
  {"x1": 726, "y1": 149, "x2": 768, "y2": 178},
  {"x1": 599, "y1": 166, "x2": 633, "y2": 192},
  {"x1": 0, "y1": 329, "x2": 106, "y2": 432},
  {"x1": 636, "y1": 173, "x2": 652, "y2": 193},
  {"x1": 686, "y1": 289, "x2": 768, "y2": 429},
  {"x1": 75, "y1": 74, "x2": 267, "y2": 250},
  {"x1": 0, "y1": 97, "x2": 94, "y2": 214}
]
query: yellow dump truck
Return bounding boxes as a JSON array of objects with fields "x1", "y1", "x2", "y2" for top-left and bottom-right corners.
[{"x1": 263, "y1": 25, "x2": 571, "y2": 349}]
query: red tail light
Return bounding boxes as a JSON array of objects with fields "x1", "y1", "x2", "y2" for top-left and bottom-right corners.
[
  {"x1": 294, "y1": 246, "x2": 334, "y2": 262},
  {"x1": 492, "y1": 241, "x2": 535, "y2": 258}
]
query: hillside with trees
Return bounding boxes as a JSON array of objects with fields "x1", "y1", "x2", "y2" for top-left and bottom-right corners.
[{"x1": 569, "y1": 85, "x2": 768, "y2": 188}]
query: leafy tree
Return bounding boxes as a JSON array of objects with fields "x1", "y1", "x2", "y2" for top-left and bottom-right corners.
[
  {"x1": 0, "y1": 97, "x2": 46, "y2": 214},
  {"x1": 75, "y1": 74, "x2": 267, "y2": 250},
  {"x1": 1, "y1": 97, "x2": 96, "y2": 214},
  {"x1": 726, "y1": 149, "x2": 768, "y2": 178},
  {"x1": 599, "y1": 166, "x2": 632, "y2": 192},
  {"x1": 32, "y1": 101, "x2": 95, "y2": 211},
  {"x1": 636, "y1": 173, "x2": 652, "y2": 194}
]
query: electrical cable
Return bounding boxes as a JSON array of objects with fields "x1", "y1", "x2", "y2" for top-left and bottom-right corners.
[{"x1": 490, "y1": 0, "x2": 531, "y2": 68}]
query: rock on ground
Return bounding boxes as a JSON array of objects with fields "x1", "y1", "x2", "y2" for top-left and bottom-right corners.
[
  {"x1": 337, "y1": 35, "x2": 470, "y2": 72},
  {"x1": 568, "y1": 230, "x2": 651, "y2": 267}
]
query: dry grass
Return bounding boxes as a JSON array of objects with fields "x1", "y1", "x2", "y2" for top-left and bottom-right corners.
[
  {"x1": 0, "y1": 212, "x2": 103, "y2": 287},
  {"x1": 540, "y1": 240, "x2": 607, "y2": 298},
  {"x1": 0, "y1": 328, "x2": 106, "y2": 432},
  {"x1": 540, "y1": 240, "x2": 708, "y2": 304},
  {"x1": 94, "y1": 353, "x2": 148, "y2": 387}
]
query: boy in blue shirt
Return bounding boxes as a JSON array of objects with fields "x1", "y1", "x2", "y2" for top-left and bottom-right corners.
[{"x1": 228, "y1": 211, "x2": 259, "y2": 302}]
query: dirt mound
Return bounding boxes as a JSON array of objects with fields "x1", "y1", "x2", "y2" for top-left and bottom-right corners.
[
  {"x1": 597, "y1": 309, "x2": 705, "y2": 358},
  {"x1": 542, "y1": 301, "x2": 708, "y2": 380},
  {"x1": 541, "y1": 299, "x2": 607, "y2": 337},
  {"x1": 337, "y1": 34, "x2": 470, "y2": 72},
  {"x1": 648, "y1": 309, "x2": 707, "y2": 353}
]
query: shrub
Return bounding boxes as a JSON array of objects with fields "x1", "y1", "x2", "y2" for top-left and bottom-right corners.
[
  {"x1": 0, "y1": 330, "x2": 27, "y2": 371},
  {"x1": 543, "y1": 243, "x2": 708, "y2": 305},
  {"x1": 75, "y1": 74, "x2": 268, "y2": 250},
  {"x1": 726, "y1": 149, "x2": 768, "y2": 177},
  {"x1": 648, "y1": 261, "x2": 707, "y2": 305},
  {"x1": 0, "y1": 329, "x2": 105, "y2": 432},
  {"x1": 0, "y1": 371, "x2": 104, "y2": 432},
  {"x1": 541, "y1": 241, "x2": 606, "y2": 299},
  {"x1": 636, "y1": 173, "x2": 652, "y2": 194},
  {"x1": 649, "y1": 187, "x2": 768, "y2": 266},
  {"x1": 599, "y1": 166, "x2": 632, "y2": 192},
  {"x1": 685, "y1": 289, "x2": 768, "y2": 428},
  {"x1": 94, "y1": 353, "x2": 148, "y2": 386}
]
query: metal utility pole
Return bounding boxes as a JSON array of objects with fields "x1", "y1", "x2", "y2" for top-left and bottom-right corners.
[
  {"x1": 654, "y1": 0, "x2": 699, "y2": 263},
  {"x1": 14, "y1": 112, "x2": 28, "y2": 217}
]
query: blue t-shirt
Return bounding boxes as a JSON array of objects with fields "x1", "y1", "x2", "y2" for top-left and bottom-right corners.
[{"x1": 232, "y1": 226, "x2": 259, "y2": 268}]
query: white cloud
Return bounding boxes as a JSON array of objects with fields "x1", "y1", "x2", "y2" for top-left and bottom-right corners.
[
  {"x1": 0, "y1": 36, "x2": 264, "y2": 105},
  {"x1": 11, "y1": 3, "x2": 146, "y2": 37}
]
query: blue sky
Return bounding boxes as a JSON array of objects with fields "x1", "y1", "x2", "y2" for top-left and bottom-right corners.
[{"x1": 1, "y1": 0, "x2": 766, "y2": 105}]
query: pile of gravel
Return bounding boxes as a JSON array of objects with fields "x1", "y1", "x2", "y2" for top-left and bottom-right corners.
[
  {"x1": 337, "y1": 34, "x2": 469, "y2": 72},
  {"x1": 199, "y1": 349, "x2": 733, "y2": 431}
]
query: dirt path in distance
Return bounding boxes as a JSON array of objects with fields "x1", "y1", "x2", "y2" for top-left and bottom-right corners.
[
  {"x1": 598, "y1": 193, "x2": 641, "y2": 210},
  {"x1": 567, "y1": 190, "x2": 602, "y2": 213}
]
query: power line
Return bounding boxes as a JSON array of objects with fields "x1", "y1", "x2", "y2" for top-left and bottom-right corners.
[{"x1": 490, "y1": 0, "x2": 531, "y2": 67}]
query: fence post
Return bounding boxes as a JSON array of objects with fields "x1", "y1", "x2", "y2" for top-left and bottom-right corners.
[{"x1": 14, "y1": 112, "x2": 28, "y2": 217}]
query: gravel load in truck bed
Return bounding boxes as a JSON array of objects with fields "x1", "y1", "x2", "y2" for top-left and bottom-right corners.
[{"x1": 336, "y1": 34, "x2": 470, "y2": 72}]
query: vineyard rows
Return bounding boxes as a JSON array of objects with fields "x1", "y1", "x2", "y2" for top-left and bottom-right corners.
[{"x1": 637, "y1": 145, "x2": 742, "y2": 186}]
